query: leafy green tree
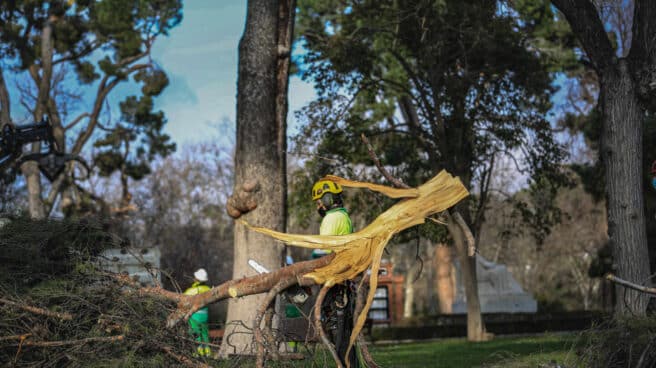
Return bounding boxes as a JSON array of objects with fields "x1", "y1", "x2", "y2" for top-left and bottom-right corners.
[
  {"x1": 294, "y1": 0, "x2": 570, "y2": 340},
  {"x1": 0, "y1": 0, "x2": 181, "y2": 218}
]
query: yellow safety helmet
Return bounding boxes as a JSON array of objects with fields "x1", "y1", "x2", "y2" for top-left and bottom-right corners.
[{"x1": 312, "y1": 179, "x2": 342, "y2": 201}]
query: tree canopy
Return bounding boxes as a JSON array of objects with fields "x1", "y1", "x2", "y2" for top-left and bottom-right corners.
[{"x1": 0, "y1": 0, "x2": 182, "y2": 217}]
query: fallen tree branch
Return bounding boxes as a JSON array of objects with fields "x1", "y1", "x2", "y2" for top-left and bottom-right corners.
[
  {"x1": 0, "y1": 298, "x2": 73, "y2": 321},
  {"x1": 606, "y1": 274, "x2": 656, "y2": 295},
  {"x1": 164, "y1": 254, "x2": 335, "y2": 328},
  {"x1": 314, "y1": 284, "x2": 343, "y2": 368},
  {"x1": 255, "y1": 279, "x2": 293, "y2": 367}
]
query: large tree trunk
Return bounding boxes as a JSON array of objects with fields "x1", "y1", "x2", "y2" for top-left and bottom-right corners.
[
  {"x1": 600, "y1": 62, "x2": 650, "y2": 315},
  {"x1": 550, "y1": 0, "x2": 655, "y2": 317},
  {"x1": 219, "y1": 0, "x2": 288, "y2": 357}
]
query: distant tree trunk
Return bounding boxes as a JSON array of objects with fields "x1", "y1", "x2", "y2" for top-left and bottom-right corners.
[
  {"x1": 403, "y1": 260, "x2": 421, "y2": 319},
  {"x1": 600, "y1": 63, "x2": 650, "y2": 314},
  {"x1": 21, "y1": 17, "x2": 55, "y2": 220},
  {"x1": 219, "y1": 0, "x2": 290, "y2": 356},
  {"x1": 447, "y1": 216, "x2": 487, "y2": 341},
  {"x1": 434, "y1": 244, "x2": 455, "y2": 314}
]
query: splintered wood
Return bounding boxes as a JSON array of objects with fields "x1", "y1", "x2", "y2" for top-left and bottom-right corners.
[{"x1": 239, "y1": 170, "x2": 469, "y2": 363}]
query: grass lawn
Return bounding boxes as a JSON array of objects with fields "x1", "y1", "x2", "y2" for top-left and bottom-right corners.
[
  {"x1": 216, "y1": 333, "x2": 578, "y2": 367},
  {"x1": 369, "y1": 333, "x2": 577, "y2": 368}
]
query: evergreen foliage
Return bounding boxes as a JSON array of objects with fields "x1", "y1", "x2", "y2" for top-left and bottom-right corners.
[
  {"x1": 0, "y1": 217, "x2": 197, "y2": 367},
  {"x1": 292, "y1": 0, "x2": 571, "y2": 245},
  {"x1": 0, "y1": 0, "x2": 182, "y2": 216}
]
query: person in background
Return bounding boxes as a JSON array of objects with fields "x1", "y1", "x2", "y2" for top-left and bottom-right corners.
[{"x1": 183, "y1": 268, "x2": 211, "y2": 357}]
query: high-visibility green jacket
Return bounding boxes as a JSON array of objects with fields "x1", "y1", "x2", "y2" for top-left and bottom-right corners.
[
  {"x1": 184, "y1": 282, "x2": 211, "y2": 322},
  {"x1": 320, "y1": 207, "x2": 352, "y2": 236},
  {"x1": 313, "y1": 208, "x2": 353, "y2": 258}
]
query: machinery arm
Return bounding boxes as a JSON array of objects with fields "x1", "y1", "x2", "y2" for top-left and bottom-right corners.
[{"x1": 0, "y1": 119, "x2": 87, "y2": 182}]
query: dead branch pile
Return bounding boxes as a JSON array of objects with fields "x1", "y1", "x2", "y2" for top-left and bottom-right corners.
[{"x1": 0, "y1": 217, "x2": 200, "y2": 368}]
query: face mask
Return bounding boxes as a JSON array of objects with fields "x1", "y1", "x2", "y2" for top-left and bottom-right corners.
[
  {"x1": 652, "y1": 177, "x2": 656, "y2": 190},
  {"x1": 317, "y1": 207, "x2": 326, "y2": 218}
]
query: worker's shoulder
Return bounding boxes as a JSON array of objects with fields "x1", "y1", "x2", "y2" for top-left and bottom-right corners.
[{"x1": 325, "y1": 208, "x2": 350, "y2": 219}]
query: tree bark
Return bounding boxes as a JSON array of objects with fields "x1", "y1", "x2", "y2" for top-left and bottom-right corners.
[
  {"x1": 434, "y1": 244, "x2": 455, "y2": 314},
  {"x1": 600, "y1": 63, "x2": 650, "y2": 315},
  {"x1": 403, "y1": 261, "x2": 419, "y2": 318},
  {"x1": 220, "y1": 0, "x2": 288, "y2": 357},
  {"x1": 21, "y1": 17, "x2": 55, "y2": 219},
  {"x1": 0, "y1": 67, "x2": 11, "y2": 128},
  {"x1": 447, "y1": 213, "x2": 488, "y2": 341},
  {"x1": 551, "y1": 0, "x2": 653, "y2": 316}
]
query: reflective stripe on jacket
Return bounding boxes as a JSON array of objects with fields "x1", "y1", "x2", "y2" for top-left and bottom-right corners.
[{"x1": 184, "y1": 282, "x2": 211, "y2": 321}]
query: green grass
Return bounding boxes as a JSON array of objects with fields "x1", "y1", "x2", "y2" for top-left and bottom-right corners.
[
  {"x1": 211, "y1": 334, "x2": 578, "y2": 367},
  {"x1": 369, "y1": 334, "x2": 577, "y2": 368}
]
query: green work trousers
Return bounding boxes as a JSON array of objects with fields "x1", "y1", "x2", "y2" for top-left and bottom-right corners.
[{"x1": 189, "y1": 311, "x2": 210, "y2": 356}]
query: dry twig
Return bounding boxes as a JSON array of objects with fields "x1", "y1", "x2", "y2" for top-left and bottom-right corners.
[
  {"x1": 0, "y1": 297, "x2": 73, "y2": 321},
  {"x1": 606, "y1": 274, "x2": 656, "y2": 295}
]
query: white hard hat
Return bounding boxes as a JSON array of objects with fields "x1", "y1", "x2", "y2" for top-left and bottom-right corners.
[{"x1": 193, "y1": 268, "x2": 208, "y2": 282}]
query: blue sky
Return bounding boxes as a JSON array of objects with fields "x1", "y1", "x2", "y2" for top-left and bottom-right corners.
[{"x1": 150, "y1": 1, "x2": 314, "y2": 145}]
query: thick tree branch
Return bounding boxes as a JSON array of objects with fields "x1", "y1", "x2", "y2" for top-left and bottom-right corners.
[
  {"x1": 162, "y1": 254, "x2": 335, "y2": 328},
  {"x1": 254, "y1": 280, "x2": 291, "y2": 368},
  {"x1": 71, "y1": 62, "x2": 149, "y2": 155},
  {"x1": 550, "y1": 0, "x2": 615, "y2": 72}
]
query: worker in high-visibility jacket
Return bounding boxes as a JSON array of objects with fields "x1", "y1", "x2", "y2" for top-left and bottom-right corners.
[
  {"x1": 183, "y1": 268, "x2": 211, "y2": 357},
  {"x1": 312, "y1": 179, "x2": 353, "y2": 250}
]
